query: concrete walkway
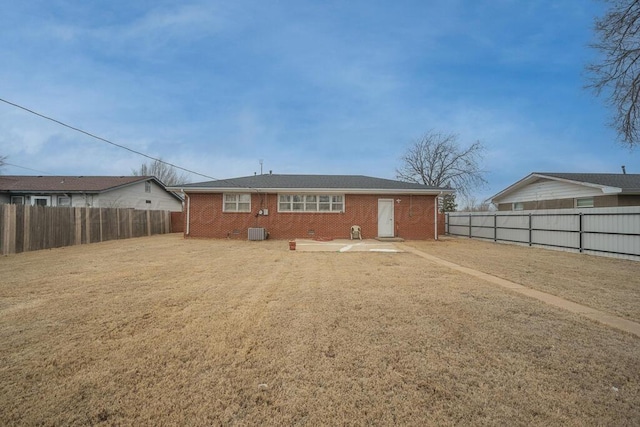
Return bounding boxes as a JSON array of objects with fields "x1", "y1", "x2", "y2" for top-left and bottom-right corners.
[{"x1": 397, "y1": 244, "x2": 640, "y2": 338}]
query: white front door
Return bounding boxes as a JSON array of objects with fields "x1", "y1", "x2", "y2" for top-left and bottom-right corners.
[{"x1": 377, "y1": 199, "x2": 394, "y2": 237}]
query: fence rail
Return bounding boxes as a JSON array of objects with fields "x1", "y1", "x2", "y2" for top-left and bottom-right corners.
[
  {"x1": 445, "y1": 206, "x2": 640, "y2": 261},
  {"x1": 1, "y1": 204, "x2": 174, "y2": 255}
]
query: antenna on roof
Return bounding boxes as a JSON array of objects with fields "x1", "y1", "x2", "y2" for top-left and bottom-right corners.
[
  {"x1": 259, "y1": 159, "x2": 263, "y2": 175},
  {"x1": 622, "y1": 165, "x2": 626, "y2": 174}
]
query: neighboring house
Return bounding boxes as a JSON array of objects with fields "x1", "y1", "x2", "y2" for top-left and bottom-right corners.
[
  {"x1": 168, "y1": 174, "x2": 453, "y2": 240},
  {"x1": 0, "y1": 175, "x2": 183, "y2": 211},
  {"x1": 491, "y1": 172, "x2": 640, "y2": 211}
]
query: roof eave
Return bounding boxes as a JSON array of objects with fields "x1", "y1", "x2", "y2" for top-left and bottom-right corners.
[{"x1": 170, "y1": 186, "x2": 452, "y2": 195}]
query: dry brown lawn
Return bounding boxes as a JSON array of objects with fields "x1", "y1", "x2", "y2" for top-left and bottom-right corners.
[
  {"x1": 1, "y1": 234, "x2": 639, "y2": 426},
  {"x1": 406, "y1": 237, "x2": 640, "y2": 323}
]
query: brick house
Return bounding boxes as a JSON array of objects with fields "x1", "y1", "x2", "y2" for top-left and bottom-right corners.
[
  {"x1": 169, "y1": 174, "x2": 453, "y2": 240},
  {"x1": 491, "y1": 172, "x2": 640, "y2": 211}
]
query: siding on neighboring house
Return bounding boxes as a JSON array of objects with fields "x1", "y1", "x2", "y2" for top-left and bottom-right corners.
[
  {"x1": 186, "y1": 192, "x2": 441, "y2": 240},
  {"x1": 498, "y1": 194, "x2": 640, "y2": 211},
  {"x1": 96, "y1": 181, "x2": 182, "y2": 211},
  {"x1": 492, "y1": 173, "x2": 640, "y2": 211},
  {"x1": 497, "y1": 178, "x2": 603, "y2": 204},
  {"x1": 619, "y1": 195, "x2": 640, "y2": 206}
]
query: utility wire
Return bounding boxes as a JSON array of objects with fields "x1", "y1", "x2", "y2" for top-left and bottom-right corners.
[
  {"x1": 4, "y1": 162, "x2": 55, "y2": 175},
  {"x1": 0, "y1": 97, "x2": 220, "y2": 183}
]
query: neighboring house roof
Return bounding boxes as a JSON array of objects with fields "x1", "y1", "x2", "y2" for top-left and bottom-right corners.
[
  {"x1": 170, "y1": 174, "x2": 454, "y2": 195},
  {"x1": 491, "y1": 172, "x2": 640, "y2": 202},
  {"x1": 0, "y1": 175, "x2": 183, "y2": 201}
]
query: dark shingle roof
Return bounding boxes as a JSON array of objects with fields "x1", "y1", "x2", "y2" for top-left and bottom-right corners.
[
  {"x1": 536, "y1": 173, "x2": 640, "y2": 193},
  {"x1": 0, "y1": 176, "x2": 155, "y2": 192},
  {"x1": 177, "y1": 174, "x2": 450, "y2": 192}
]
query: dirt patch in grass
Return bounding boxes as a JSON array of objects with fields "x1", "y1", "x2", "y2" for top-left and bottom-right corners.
[
  {"x1": 406, "y1": 237, "x2": 640, "y2": 323},
  {"x1": 1, "y1": 234, "x2": 639, "y2": 425}
]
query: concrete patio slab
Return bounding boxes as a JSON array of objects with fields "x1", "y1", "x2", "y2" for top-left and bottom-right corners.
[{"x1": 292, "y1": 239, "x2": 403, "y2": 253}]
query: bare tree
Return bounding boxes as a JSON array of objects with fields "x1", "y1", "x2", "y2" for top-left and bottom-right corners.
[
  {"x1": 0, "y1": 155, "x2": 7, "y2": 173},
  {"x1": 396, "y1": 131, "x2": 487, "y2": 198},
  {"x1": 132, "y1": 159, "x2": 190, "y2": 186},
  {"x1": 588, "y1": 0, "x2": 640, "y2": 147}
]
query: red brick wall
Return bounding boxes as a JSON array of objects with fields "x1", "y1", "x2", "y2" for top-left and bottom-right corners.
[
  {"x1": 185, "y1": 192, "x2": 441, "y2": 240},
  {"x1": 170, "y1": 211, "x2": 184, "y2": 233}
]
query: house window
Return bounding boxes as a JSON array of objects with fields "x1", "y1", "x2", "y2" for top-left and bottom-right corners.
[
  {"x1": 223, "y1": 193, "x2": 251, "y2": 212},
  {"x1": 513, "y1": 202, "x2": 524, "y2": 211},
  {"x1": 57, "y1": 196, "x2": 71, "y2": 207},
  {"x1": 278, "y1": 194, "x2": 344, "y2": 212},
  {"x1": 10, "y1": 196, "x2": 24, "y2": 205},
  {"x1": 576, "y1": 197, "x2": 594, "y2": 208},
  {"x1": 145, "y1": 182, "x2": 152, "y2": 193},
  {"x1": 32, "y1": 196, "x2": 49, "y2": 206}
]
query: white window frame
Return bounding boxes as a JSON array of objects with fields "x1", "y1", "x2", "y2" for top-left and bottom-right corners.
[
  {"x1": 575, "y1": 197, "x2": 594, "y2": 208},
  {"x1": 145, "y1": 182, "x2": 152, "y2": 193},
  {"x1": 512, "y1": 202, "x2": 524, "y2": 211},
  {"x1": 223, "y1": 193, "x2": 251, "y2": 212},
  {"x1": 32, "y1": 196, "x2": 50, "y2": 206},
  {"x1": 57, "y1": 196, "x2": 71, "y2": 207},
  {"x1": 278, "y1": 194, "x2": 344, "y2": 213}
]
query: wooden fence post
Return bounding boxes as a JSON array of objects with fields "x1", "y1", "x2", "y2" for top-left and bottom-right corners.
[
  {"x1": 23, "y1": 204, "x2": 30, "y2": 252},
  {"x1": 74, "y1": 208, "x2": 82, "y2": 245},
  {"x1": 99, "y1": 208, "x2": 103, "y2": 242},
  {"x1": 128, "y1": 210, "x2": 133, "y2": 239},
  {"x1": 2, "y1": 204, "x2": 17, "y2": 255},
  {"x1": 85, "y1": 207, "x2": 91, "y2": 244},
  {"x1": 147, "y1": 210, "x2": 151, "y2": 236},
  {"x1": 164, "y1": 211, "x2": 168, "y2": 234}
]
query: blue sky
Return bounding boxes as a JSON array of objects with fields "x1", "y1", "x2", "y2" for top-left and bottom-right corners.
[{"x1": 1, "y1": 0, "x2": 637, "y2": 203}]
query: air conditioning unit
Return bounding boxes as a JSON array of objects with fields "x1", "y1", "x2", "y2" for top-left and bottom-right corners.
[{"x1": 248, "y1": 227, "x2": 268, "y2": 241}]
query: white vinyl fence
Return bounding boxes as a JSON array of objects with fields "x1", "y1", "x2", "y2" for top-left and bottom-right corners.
[{"x1": 445, "y1": 206, "x2": 640, "y2": 261}]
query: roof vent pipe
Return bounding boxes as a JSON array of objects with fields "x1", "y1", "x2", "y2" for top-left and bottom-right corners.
[
  {"x1": 622, "y1": 165, "x2": 626, "y2": 174},
  {"x1": 269, "y1": 170, "x2": 272, "y2": 175}
]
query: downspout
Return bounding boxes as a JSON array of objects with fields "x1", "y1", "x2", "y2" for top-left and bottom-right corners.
[
  {"x1": 434, "y1": 192, "x2": 443, "y2": 240},
  {"x1": 183, "y1": 191, "x2": 190, "y2": 236}
]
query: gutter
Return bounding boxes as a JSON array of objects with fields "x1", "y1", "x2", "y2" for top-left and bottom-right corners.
[
  {"x1": 183, "y1": 191, "x2": 190, "y2": 236},
  {"x1": 434, "y1": 191, "x2": 442, "y2": 240},
  {"x1": 167, "y1": 186, "x2": 454, "y2": 196}
]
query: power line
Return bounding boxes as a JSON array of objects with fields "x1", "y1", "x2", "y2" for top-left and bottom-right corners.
[
  {"x1": 0, "y1": 97, "x2": 219, "y2": 182},
  {"x1": 4, "y1": 162, "x2": 55, "y2": 175}
]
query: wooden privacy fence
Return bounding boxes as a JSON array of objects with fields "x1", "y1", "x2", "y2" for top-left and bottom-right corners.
[
  {"x1": 446, "y1": 206, "x2": 640, "y2": 261},
  {"x1": 1, "y1": 204, "x2": 174, "y2": 255}
]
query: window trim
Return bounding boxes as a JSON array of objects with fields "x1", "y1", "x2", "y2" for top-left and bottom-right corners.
[
  {"x1": 512, "y1": 202, "x2": 524, "y2": 211},
  {"x1": 32, "y1": 196, "x2": 49, "y2": 206},
  {"x1": 278, "y1": 193, "x2": 345, "y2": 213},
  {"x1": 57, "y1": 196, "x2": 71, "y2": 207},
  {"x1": 10, "y1": 196, "x2": 24, "y2": 205},
  {"x1": 575, "y1": 197, "x2": 594, "y2": 208},
  {"x1": 145, "y1": 182, "x2": 152, "y2": 193},
  {"x1": 222, "y1": 193, "x2": 252, "y2": 213}
]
